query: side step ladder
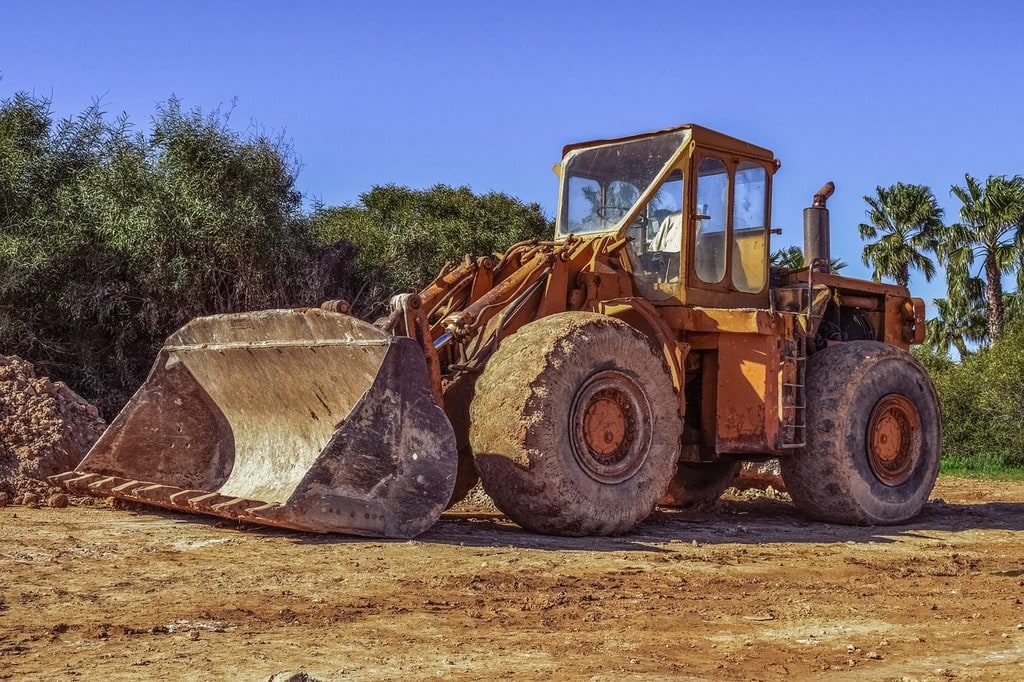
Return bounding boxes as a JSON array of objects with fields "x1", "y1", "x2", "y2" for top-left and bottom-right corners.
[
  {"x1": 779, "y1": 332, "x2": 807, "y2": 448},
  {"x1": 773, "y1": 268, "x2": 828, "y2": 450}
]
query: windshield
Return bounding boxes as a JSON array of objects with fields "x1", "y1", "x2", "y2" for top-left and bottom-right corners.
[{"x1": 557, "y1": 130, "x2": 689, "y2": 236}]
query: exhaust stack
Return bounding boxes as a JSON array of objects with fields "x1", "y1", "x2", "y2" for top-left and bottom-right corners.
[{"x1": 803, "y1": 181, "x2": 835, "y2": 273}]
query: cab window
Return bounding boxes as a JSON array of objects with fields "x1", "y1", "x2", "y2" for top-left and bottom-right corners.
[
  {"x1": 565, "y1": 177, "x2": 639, "y2": 233},
  {"x1": 558, "y1": 130, "x2": 687, "y2": 236},
  {"x1": 695, "y1": 157, "x2": 728, "y2": 284},
  {"x1": 633, "y1": 171, "x2": 685, "y2": 283},
  {"x1": 731, "y1": 162, "x2": 767, "y2": 292}
]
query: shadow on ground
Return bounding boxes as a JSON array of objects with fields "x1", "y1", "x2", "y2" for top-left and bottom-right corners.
[{"x1": 100, "y1": 489, "x2": 1024, "y2": 553}]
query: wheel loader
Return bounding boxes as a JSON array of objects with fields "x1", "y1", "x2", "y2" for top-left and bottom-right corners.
[{"x1": 52, "y1": 124, "x2": 940, "y2": 538}]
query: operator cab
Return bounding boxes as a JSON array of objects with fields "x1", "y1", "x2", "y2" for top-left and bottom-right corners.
[{"x1": 555, "y1": 124, "x2": 779, "y2": 308}]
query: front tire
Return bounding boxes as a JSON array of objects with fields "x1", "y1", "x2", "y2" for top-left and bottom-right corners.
[
  {"x1": 469, "y1": 312, "x2": 681, "y2": 536},
  {"x1": 781, "y1": 341, "x2": 941, "y2": 525}
]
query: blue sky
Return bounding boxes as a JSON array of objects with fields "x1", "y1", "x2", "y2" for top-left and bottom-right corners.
[{"x1": 4, "y1": 1, "x2": 1024, "y2": 309}]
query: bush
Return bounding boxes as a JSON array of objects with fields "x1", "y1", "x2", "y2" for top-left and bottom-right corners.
[
  {"x1": 1, "y1": 92, "x2": 553, "y2": 414},
  {"x1": 0, "y1": 94, "x2": 311, "y2": 413},
  {"x1": 927, "y1": 322, "x2": 1024, "y2": 474}
]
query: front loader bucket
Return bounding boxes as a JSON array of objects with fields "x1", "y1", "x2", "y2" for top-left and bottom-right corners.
[{"x1": 50, "y1": 308, "x2": 457, "y2": 538}]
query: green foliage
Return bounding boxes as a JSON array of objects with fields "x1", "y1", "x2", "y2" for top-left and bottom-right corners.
[
  {"x1": 940, "y1": 174, "x2": 1024, "y2": 340},
  {"x1": 939, "y1": 454, "x2": 1024, "y2": 480},
  {"x1": 0, "y1": 91, "x2": 552, "y2": 411},
  {"x1": 858, "y1": 182, "x2": 943, "y2": 288},
  {"x1": 0, "y1": 93, "x2": 310, "y2": 412},
  {"x1": 308, "y1": 184, "x2": 552, "y2": 318},
  {"x1": 927, "y1": 321, "x2": 1024, "y2": 473},
  {"x1": 769, "y1": 245, "x2": 847, "y2": 273},
  {"x1": 910, "y1": 344, "x2": 954, "y2": 375},
  {"x1": 924, "y1": 295, "x2": 988, "y2": 357}
]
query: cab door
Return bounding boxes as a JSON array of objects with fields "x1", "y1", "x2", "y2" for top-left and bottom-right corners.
[{"x1": 685, "y1": 153, "x2": 771, "y2": 308}]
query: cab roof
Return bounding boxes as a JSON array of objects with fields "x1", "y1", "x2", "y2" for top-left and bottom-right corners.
[{"x1": 561, "y1": 124, "x2": 778, "y2": 167}]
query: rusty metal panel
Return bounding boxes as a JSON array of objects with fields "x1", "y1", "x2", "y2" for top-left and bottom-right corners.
[
  {"x1": 662, "y1": 306, "x2": 780, "y2": 336},
  {"x1": 785, "y1": 269, "x2": 910, "y2": 297},
  {"x1": 714, "y1": 333, "x2": 780, "y2": 455},
  {"x1": 883, "y1": 295, "x2": 927, "y2": 349}
]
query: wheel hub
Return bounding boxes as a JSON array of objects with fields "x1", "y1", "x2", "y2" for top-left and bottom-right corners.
[
  {"x1": 866, "y1": 393, "x2": 922, "y2": 486},
  {"x1": 570, "y1": 370, "x2": 653, "y2": 484}
]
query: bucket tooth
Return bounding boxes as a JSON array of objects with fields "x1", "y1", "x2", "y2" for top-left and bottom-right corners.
[
  {"x1": 51, "y1": 308, "x2": 457, "y2": 538},
  {"x1": 132, "y1": 484, "x2": 179, "y2": 504},
  {"x1": 88, "y1": 476, "x2": 119, "y2": 489},
  {"x1": 49, "y1": 471, "x2": 88, "y2": 486},
  {"x1": 51, "y1": 472, "x2": 99, "y2": 490},
  {"x1": 168, "y1": 490, "x2": 212, "y2": 505},
  {"x1": 210, "y1": 498, "x2": 249, "y2": 513},
  {"x1": 173, "y1": 491, "x2": 222, "y2": 506},
  {"x1": 244, "y1": 502, "x2": 283, "y2": 514}
]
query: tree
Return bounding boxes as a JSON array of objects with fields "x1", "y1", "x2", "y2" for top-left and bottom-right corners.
[
  {"x1": 0, "y1": 92, "x2": 311, "y2": 412},
  {"x1": 0, "y1": 94, "x2": 120, "y2": 389},
  {"x1": 309, "y1": 184, "x2": 552, "y2": 318},
  {"x1": 769, "y1": 245, "x2": 847, "y2": 273},
  {"x1": 942, "y1": 173, "x2": 1024, "y2": 340},
  {"x1": 858, "y1": 182, "x2": 943, "y2": 288},
  {"x1": 0, "y1": 90, "x2": 555, "y2": 412},
  {"x1": 925, "y1": 295, "x2": 988, "y2": 357}
]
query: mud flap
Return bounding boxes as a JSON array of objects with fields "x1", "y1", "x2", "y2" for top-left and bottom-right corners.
[{"x1": 51, "y1": 309, "x2": 457, "y2": 538}]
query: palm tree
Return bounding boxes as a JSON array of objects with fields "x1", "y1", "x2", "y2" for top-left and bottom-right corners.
[
  {"x1": 858, "y1": 183, "x2": 944, "y2": 288},
  {"x1": 942, "y1": 174, "x2": 1024, "y2": 340},
  {"x1": 925, "y1": 295, "x2": 988, "y2": 357},
  {"x1": 769, "y1": 245, "x2": 847, "y2": 273}
]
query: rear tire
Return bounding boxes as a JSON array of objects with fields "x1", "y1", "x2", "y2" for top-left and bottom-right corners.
[
  {"x1": 660, "y1": 461, "x2": 740, "y2": 507},
  {"x1": 781, "y1": 341, "x2": 941, "y2": 525},
  {"x1": 470, "y1": 312, "x2": 681, "y2": 536}
]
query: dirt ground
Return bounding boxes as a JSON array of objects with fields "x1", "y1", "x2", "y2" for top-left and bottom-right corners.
[{"x1": 0, "y1": 478, "x2": 1021, "y2": 681}]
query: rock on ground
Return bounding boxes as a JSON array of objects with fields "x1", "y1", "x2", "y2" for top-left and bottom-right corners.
[{"x1": 0, "y1": 355, "x2": 106, "y2": 501}]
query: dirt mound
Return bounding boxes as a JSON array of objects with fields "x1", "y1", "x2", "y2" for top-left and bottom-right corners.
[{"x1": 0, "y1": 355, "x2": 106, "y2": 503}]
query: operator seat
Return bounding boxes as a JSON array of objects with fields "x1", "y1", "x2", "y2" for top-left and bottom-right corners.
[{"x1": 645, "y1": 212, "x2": 682, "y2": 282}]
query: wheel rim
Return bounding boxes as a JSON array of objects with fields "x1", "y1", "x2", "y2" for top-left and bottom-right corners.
[
  {"x1": 569, "y1": 370, "x2": 653, "y2": 484},
  {"x1": 866, "y1": 393, "x2": 922, "y2": 486}
]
